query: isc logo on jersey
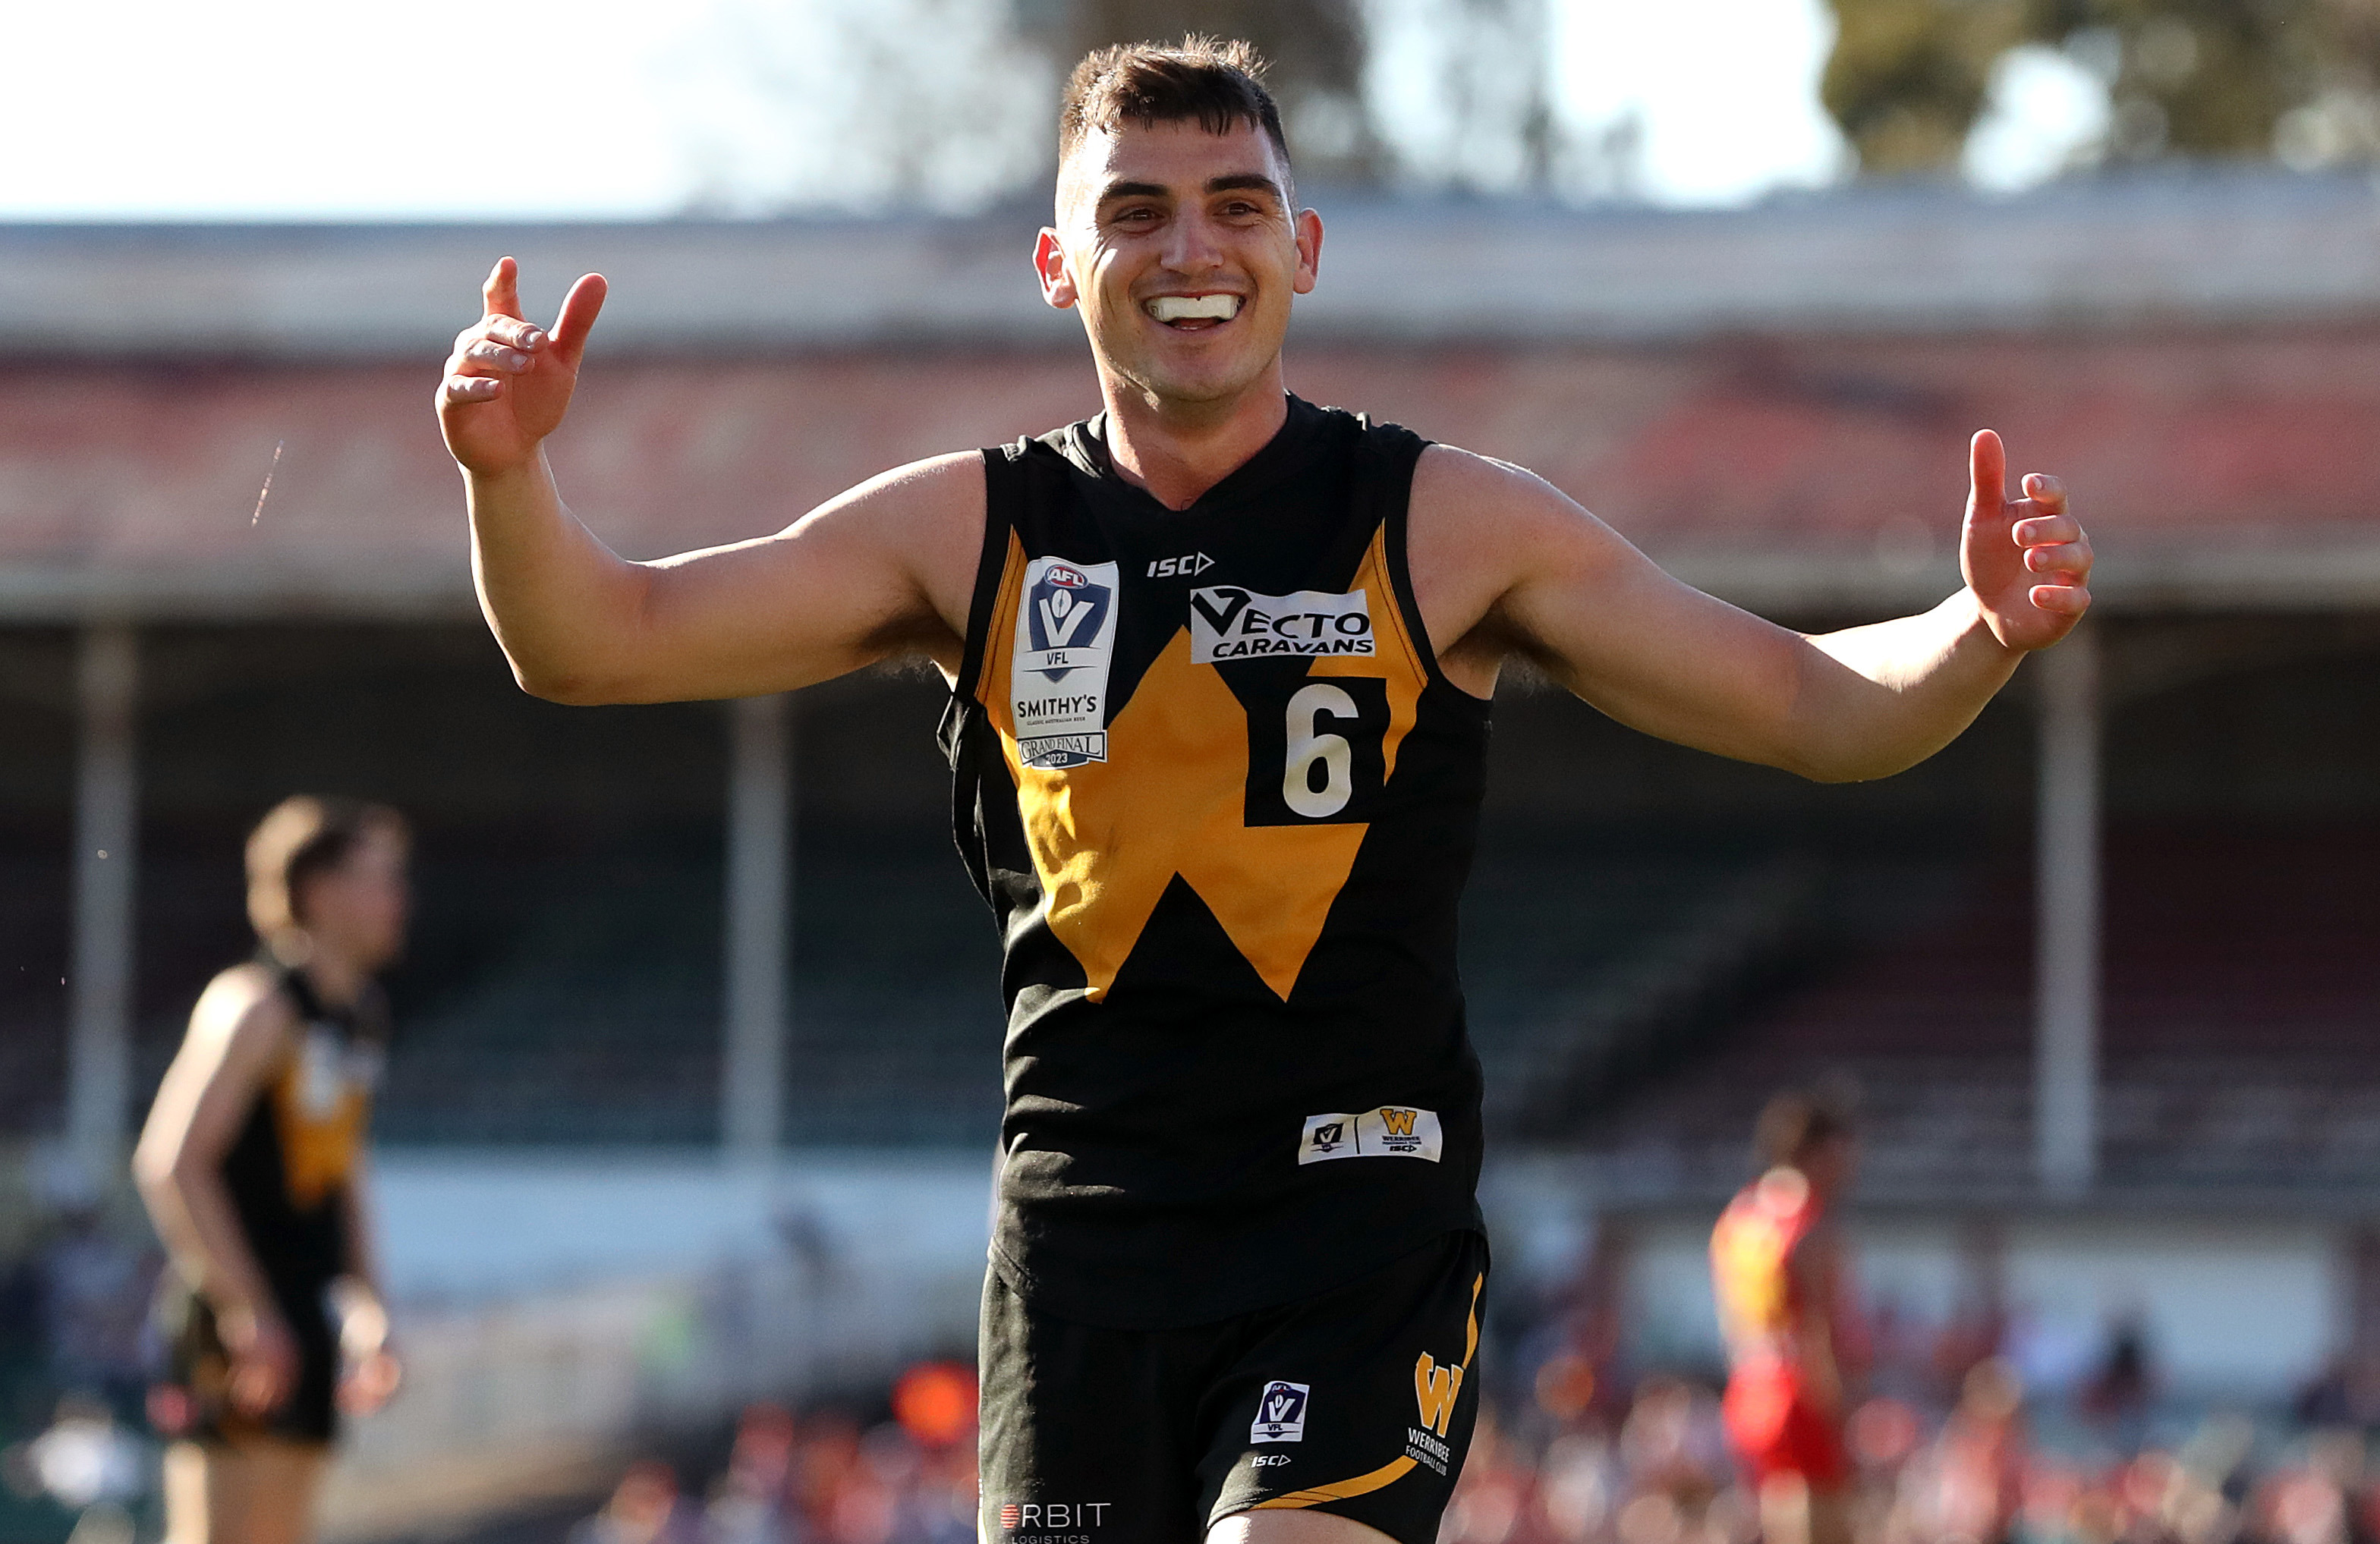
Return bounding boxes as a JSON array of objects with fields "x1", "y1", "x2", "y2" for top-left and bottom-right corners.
[
  {"x1": 1190, "y1": 586, "x2": 1372, "y2": 663},
  {"x1": 1012, "y1": 558, "x2": 1121, "y2": 770}
]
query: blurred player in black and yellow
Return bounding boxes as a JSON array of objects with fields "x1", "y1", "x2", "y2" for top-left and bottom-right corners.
[
  {"x1": 434, "y1": 35, "x2": 2093, "y2": 1544},
  {"x1": 135, "y1": 797, "x2": 407, "y2": 1544}
]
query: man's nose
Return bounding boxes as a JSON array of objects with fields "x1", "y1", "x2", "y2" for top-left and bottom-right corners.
[{"x1": 1160, "y1": 210, "x2": 1226, "y2": 272}]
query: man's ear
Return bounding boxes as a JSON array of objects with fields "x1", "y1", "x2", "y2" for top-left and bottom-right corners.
[
  {"x1": 1035, "y1": 229, "x2": 1078, "y2": 310},
  {"x1": 1292, "y1": 208, "x2": 1323, "y2": 296}
]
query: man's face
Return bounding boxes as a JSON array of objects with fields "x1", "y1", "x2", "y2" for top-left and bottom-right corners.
[
  {"x1": 1038, "y1": 118, "x2": 1321, "y2": 410},
  {"x1": 1802, "y1": 1134, "x2": 1859, "y2": 1198},
  {"x1": 298, "y1": 825, "x2": 411, "y2": 972}
]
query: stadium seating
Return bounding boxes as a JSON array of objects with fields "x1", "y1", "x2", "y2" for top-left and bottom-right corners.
[{"x1": 1560, "y1": 827, "x2": 2380, "y2": 1203}]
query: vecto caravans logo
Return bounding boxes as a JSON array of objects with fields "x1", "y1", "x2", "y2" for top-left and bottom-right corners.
[
  {"x1": 1189, "y1": 586, "x2": 1372, "y2": 663},
  {"x1": 1011, "y1": 558, "x2": 1121, "y2": 770}
]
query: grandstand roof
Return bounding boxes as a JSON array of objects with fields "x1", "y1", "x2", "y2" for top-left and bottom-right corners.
[{"x1": 7, "y1": 171, "x2": 2380, "y2": 620}]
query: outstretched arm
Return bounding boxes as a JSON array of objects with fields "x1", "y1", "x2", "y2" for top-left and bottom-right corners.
[
  {"x1": 1420, "y1": 430, "x2": 2092, "y2": 781},
  {"x1": 436, "y1": 259, "x2": 980, "y2": 704}
]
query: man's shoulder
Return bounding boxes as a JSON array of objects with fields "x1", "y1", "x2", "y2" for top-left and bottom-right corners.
[
  {"x1": 1411, "y1": 441, "x2": 1566, "y2": 511},
  {"x1": 1406, "y1": 443, "x2": 1603, "y2": 582}
]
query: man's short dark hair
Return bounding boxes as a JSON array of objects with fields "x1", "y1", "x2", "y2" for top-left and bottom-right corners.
[
  {"x1": 1059, "y1": 36, "x2": 1292, "y2": 176},
  {"x1": 1753, "y1": 1089, "x2": 1854, "y2": 1171},
  {"x1": 246, "y1": 794, "x2": 407, "y2": 940}
]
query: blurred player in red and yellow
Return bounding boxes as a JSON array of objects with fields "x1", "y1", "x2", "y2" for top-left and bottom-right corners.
[{"x1": 1711, "y1": 1093, "x2": 1867, "y2": 1544}]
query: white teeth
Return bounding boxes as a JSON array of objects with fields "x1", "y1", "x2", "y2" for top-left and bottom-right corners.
[{"x1": 1148, "y1": 294, "x2": 1241, "y2": 323}]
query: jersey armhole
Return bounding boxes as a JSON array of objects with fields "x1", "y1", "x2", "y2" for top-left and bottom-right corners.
[
  {"x1": 953, "y1": 446, "x2": 1020, "y2": 706},
  {"x1": 1376, "y1": 436, "x2": 1490, "y2": 711}
]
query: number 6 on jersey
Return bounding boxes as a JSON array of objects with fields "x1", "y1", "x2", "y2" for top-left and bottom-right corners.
[{"x1": 1242, "y1": 675, "x2": 1390, "y2": 825}]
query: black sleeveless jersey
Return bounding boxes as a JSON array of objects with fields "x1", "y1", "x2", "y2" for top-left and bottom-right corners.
[
  {"x1": 218, "y1": 961, "x2": 386, "y2": 1295},
  {"x1": 942, "y1": 395, "x2": 1492, "y2": 1329}
]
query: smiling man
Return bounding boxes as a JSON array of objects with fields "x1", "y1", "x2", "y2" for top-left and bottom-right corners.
[{"x1": 436, "y1": 37, "x2": 2092, "y2": 1544}]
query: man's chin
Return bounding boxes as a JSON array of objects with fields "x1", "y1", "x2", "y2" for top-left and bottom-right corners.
[{"x1": 1107, "y1": 356, "x2": 1273, "y2": 414}]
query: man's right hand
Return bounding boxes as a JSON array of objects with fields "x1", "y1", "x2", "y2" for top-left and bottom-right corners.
[
  {"x1": 437, "y1": 256, "x2": 608, "y2": 477},
  {"x1": 218, "y1": 1300, "x2": 301, "y2": 1417}
]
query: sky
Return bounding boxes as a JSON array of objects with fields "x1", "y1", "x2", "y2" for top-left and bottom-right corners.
[{"x1": 0, "y1": 0, "x2": 2111, "y2": 222}]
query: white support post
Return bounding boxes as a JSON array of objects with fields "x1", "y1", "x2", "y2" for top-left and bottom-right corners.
[
  {"x1": 2035, "y1": 626, "x2": 2101, "y2": 1197},
  {"x1": 68, "y1": 623, "x2": 139, "y2": 1190},
  {"x1": 722, "y1": 693, "x2": 792, "y2": 1164}
]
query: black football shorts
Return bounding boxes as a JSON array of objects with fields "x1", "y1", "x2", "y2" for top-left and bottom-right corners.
[
  {"x1": 979, "y1": 1229, "x2": 1488, "y2": 1544},
  {"x1": 150, "y1": 1276, "x2": 341, "y2": 1448}
]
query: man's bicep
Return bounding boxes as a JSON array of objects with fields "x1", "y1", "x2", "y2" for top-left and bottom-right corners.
[
  {"x1": 139, "y1": 979, "x2": 291, "y2": 1179},
  {"x1": 1493, "y1": 494, "x2": 1810, "y2": 767},
  {"x1": 612, "y1": 454, "x2": 984, "y2": 702}
]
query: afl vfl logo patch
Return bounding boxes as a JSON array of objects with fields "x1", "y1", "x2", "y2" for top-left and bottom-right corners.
[
  {"x1": 1012, "y1": 558, "x2": 1121, "y2": 769},
  {"x1": 1298, "y1": 1107, "x2": 1443, "y2": 1164},
  {"x1": 1251, "y1": 1380, "x2": 1310, "y2": 1442}
]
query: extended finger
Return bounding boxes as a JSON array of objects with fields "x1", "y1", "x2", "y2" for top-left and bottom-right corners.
[
  {"x1": 2029, "y1": 583, "x2": 2092, "y2": 615},
  {"x1": 549, "y1": 272, "x2": 608, "y2": 367},
  {"x1": 2025, "y1": 541, "x2": 2091, "y2": 574},
  {"x1": 443, "y1": 374, "x2": 503, "y2": 403},
  {"x1": 2013, "y1": 513, "x2": 2080, "y2": 546},
  {"x1": 452, "y1": 316, "x2": 543, "y2": 353},
  {"x1": 482, "y1": 256, "x2": 524, "y2": 321},
  {"x1": 2022, "y1": 471, "x2": 2067, "y2": 511},
  {"x1": 462, "y1": 338, "x2": 535, "y2": 373},
  {"x1": 486, "y1": 315, "x2": 546, "y2": 350},
  {"x1": 1969, "y1": 429, "x2": 2007, "y2": 517}
]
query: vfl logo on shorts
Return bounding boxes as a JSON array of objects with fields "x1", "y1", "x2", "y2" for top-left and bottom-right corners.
[
  {"x1": 1190, "y1": 586, "x2": 1373, "y2": 662},
  {"x1": 1299, "y1": 1107, "x2": 1443, "y2": 1165},
  {"x1": 1251, "y1": 1380, "x2": 1310, "y2": 1442},
  {"x1": 1012, "y1": 558, "x2": 1121, "y2": 769}
]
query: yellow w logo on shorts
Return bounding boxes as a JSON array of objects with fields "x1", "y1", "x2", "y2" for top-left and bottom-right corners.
[
  {"x1": 1413, "y1": 1352, "x2": 1464, "y2": 1437},
  {"x1": 1379, "y1": 1108, "x2": 1417, "y2": 1137}
]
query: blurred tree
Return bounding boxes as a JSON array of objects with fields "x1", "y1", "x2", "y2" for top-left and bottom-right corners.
[
  {"x1": 682, "y1": 0, "x2": 1574, "y2": 211},
  {"x1": 1820, "y1": 0, "x2": 2032, "y2": 174},
  {"x1": 1824, "y1": 0, "x2": 2380, "y2": 175},
  {"x1": 2028, "y1": 0, "x2": 2380, "y2": 164},
  {"x1": 1027, "y1": 0, "x2": 1384, "y2": 183},
  {"x1": 1028, "y1": 0, "x2": 1563, "y2": 195}
]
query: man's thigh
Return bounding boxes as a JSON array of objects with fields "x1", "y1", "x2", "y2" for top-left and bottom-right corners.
[
  {"x1": 164, "y1": 1437, "x2": 328, "y2": 1544},
  {"x1": 1207, "y1": 1508, "x2": 1398, "y2": 1544}
]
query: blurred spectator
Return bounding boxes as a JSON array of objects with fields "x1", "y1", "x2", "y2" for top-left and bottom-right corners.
[
  {"x1": 1538, "y1": 1428, "x2": 1620, "y2": 1544},
  {"x1": 570, "y1": 1459, "x2": 699, "y2": 1544},
  {"x1": 1926, "y1": 1359, "x2": 2028, "y2": 1544},
  {"x1": 2080, "y1": 1311, "x2": 2158, "y2": 1451},
  {"x1": 2297, "y1": 1353, "x2": 2380, "y2": 1431},
  {"x1": 36, "y1": 1206, "x2": 157, "y2": 1411},
  {"x1": 891, "y1": 1361, "x2": 975, "y2": 1452},
  {"x1": 0, "y1": 1392, "x2": 152, "y2": 1542},
  {"x1": 704, "y1": 1404, "x2": 796, "y2": 1544},
  {"x1": 1441, "y1": 1412, "x2": 1533, "y2": 1544},
  {"x1": 560, "y1": 1344, "x2": 2380, "y2": 1544}
]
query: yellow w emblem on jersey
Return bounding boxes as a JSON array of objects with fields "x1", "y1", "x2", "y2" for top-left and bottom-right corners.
[
  {"x1": 1380, "y1": 1108, "x2": 1418, "y2": 1137},
  {"x1": 1413, "y1": 1352, "x2": 1464, "y2": 1437}
]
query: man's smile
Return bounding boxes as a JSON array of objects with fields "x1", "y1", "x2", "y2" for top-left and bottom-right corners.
[{"x1": 1143, "y1": 293, "x2": 1244, "y2": 329}]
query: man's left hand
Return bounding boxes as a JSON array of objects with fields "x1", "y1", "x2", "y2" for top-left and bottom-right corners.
[{"x1": 1960, "y1": 429, "x2": 2093, "y2": 651}]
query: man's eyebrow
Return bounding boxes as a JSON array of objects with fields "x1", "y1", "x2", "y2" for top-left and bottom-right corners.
[{"x1": 1093, "y1": 172, "x2": 1286, "y2": 205}]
